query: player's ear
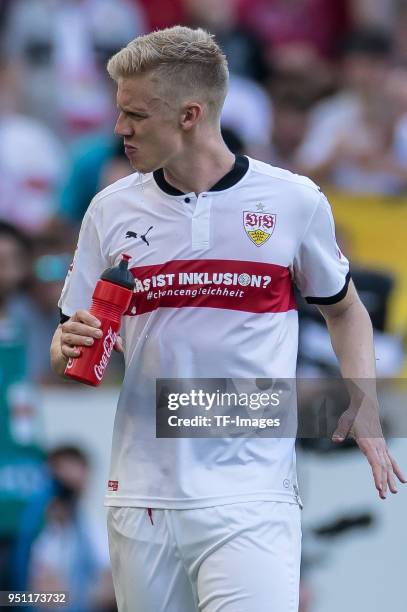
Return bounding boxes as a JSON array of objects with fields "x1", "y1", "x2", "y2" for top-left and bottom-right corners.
[{"x1": 179, "y1": 101, "x2": 204, "y2": 131}]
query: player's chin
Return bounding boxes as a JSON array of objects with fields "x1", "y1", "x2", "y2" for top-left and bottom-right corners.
[
  {"x1": 130, "y1": 157, "x2": 155, "y2": 174},
  {"x1": 132, "y1": 160, "x2": 161, "y2": 174}
]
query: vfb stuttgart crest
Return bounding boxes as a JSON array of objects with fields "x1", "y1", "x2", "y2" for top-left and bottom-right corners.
[{"x1": 243, "y1": 210, "x2": 276, "y2": 246}]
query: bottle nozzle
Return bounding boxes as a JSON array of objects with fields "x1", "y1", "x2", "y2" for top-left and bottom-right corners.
[
  {"x1": 119, "y1": 254, "x2": 132, "y2": 270},
  {"x1": 100, "y1": 254, "x2": 135, "y2": 289}
]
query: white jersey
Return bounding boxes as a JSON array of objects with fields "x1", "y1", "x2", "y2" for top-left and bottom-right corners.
[{"x1": 58, "y1": 156, "x2": 349, "y2": 509}]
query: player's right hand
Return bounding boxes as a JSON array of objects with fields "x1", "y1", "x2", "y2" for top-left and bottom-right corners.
[{"x1": 60, "y1": 310, "x2": 103, "y2": 359}]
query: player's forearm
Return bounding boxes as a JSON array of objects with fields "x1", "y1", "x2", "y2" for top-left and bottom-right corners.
[
  {"x1": 324, "y1": 299, "x2": 376, "y2": 379},
  {"x1": 50, "y1": 325, "x2": 69, "y2": 377}
]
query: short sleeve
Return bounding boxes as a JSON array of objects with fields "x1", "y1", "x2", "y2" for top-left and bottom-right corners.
[
  {"x1": 293, "y1": 193, "x2": 350, "y2": 304},
  {"x1": 58, "y1": 200, "x2": 108, "y2": 318}
]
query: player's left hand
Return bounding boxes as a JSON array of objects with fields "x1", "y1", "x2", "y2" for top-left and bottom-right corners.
[{"x1": 332, "y1": 405, "x2": 406, "y2": 499}]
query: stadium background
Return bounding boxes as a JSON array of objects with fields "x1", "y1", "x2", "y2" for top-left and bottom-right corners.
[{"x1": 0, "y1": 1, "x2": 406, "y2": 611}]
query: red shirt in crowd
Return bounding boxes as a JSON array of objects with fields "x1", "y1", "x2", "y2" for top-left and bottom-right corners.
[
  {"x1": 133, "y1": 0, "x2": 186, "y2": 31},
  {"x1": 238, "y1": 0, "x2": 350, "y2": 57}
]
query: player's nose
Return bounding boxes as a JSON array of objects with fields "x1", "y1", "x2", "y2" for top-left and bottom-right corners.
[{"x1": 114, "y1": 112, "x2": 133, "y2": 137}]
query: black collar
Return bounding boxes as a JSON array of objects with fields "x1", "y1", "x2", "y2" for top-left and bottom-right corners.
[{"x1": 153, "y1": 155, "x2": 249, "y2": 196}]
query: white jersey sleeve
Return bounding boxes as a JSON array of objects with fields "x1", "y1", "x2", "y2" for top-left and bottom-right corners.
[
  {"x1": 293, "y1": 192, "x2": 350, "y2": 304},
  {"x1": 58, "y1": 199, "x2": 108, "y2": 318}
]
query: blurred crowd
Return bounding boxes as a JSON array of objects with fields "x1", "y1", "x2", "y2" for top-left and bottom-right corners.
[
  {"x1": 0, "y1": 0, "x2": 406, "y2": 380},
  {"x1": 1, "y1": 1, "x2": 407, "y2": 610}
]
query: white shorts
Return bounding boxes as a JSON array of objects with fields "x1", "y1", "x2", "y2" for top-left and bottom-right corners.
[{"x1": 107, "y1": 500, "x2": 301, "y2": 612}]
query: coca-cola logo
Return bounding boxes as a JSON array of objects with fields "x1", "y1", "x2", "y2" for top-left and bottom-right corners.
[{"x1": 94, "y1": 327, "x2": 117, "y2": 381}]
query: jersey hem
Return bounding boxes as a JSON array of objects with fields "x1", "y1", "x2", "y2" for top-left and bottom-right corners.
[{"x1": 103, "y1": 490, "x2": 300, "y2": 509}]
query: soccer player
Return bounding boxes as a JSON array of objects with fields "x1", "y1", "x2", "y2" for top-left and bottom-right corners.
[{"x1": 50, "y1": 27, "x2": 405, "y2": 612}]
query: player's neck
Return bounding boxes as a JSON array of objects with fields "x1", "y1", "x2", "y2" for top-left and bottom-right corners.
[{"x1": 162, "y1": 140, "x2": 236, "y2": 195}]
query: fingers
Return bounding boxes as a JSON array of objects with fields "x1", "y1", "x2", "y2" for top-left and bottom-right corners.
[
  {"x1": 365, "y1": 447, "x2": 387, "y2": 499},
  {"x1": 71, "y1": 309, "x2": 101, "y2": 327},
  {"x1": 386, "y1": 464, "x2": 398, "y2": 495},
  {"x1": 61, "y1": 344, "x2": 82, "y2": 359},
  {"x1": 388, "y1": 453, "x2": 407, "y2": 484},
  {"x1": 377, "y1": 449, "x2": 397, "y2": 496},
  {"x1": 373, "y1": 455, "x2": 387, "y2": 499},
  {"x1": 61, "y1": 310, "x2": 102, "y2": 359},
  {"x1": 379, "y1": 450, "x2": 389, "y2": 498},
  {"x1": 360, "y1": 439, "x2": 405, "y2": 499},
  {"x1": 332, "y1": 411, "x2": 354, "y2": 442},
  {"x1": 62, "y1": 323, "x2": 103, "y2": 341}
]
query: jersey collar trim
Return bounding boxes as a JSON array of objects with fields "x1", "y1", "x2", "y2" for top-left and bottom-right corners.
[{"x1": 153, "y1": 155, "x2": 250, "y2": 196}]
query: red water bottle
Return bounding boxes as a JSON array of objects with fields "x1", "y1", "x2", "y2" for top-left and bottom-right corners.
[{"x1": 64, "y1": 254, "x2": 134, "y2": 386}]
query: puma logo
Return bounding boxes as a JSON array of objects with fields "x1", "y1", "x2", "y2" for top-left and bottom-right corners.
[{"x1": 125, "y1": 226, "x2": 153, "y2": 246}]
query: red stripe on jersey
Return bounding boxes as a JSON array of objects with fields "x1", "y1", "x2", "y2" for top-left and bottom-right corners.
[{"x1": 126, "y1": 259, "x2": 296, "y2": 315}]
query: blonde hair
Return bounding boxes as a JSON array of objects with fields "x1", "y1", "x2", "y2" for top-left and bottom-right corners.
[{"x1": 107, "y1": 26, "x2": 229, "y2": 119}]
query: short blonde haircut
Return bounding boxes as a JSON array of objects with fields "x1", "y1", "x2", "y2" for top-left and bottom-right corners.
[{"x1": 107, "y1": 26, "x2": 229, "y2": 119}]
